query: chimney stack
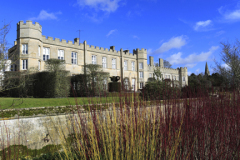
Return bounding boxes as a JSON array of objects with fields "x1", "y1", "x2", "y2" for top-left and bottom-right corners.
[
  {"x1": 149, "y1": 56, "x2": 154, "y2": 66},
  {"x1": 159, "y1": 58, "x2": 164, "y2": 67}
]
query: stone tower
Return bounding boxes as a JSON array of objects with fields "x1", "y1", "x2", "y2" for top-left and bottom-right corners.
[{"x1": 205, "y1": 62, "x2": 210, "y2": 76}]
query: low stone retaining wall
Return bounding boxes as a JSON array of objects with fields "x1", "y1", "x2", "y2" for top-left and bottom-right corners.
[{"x1": 0, "y1": 103, "x2": 172, "y2": 151}]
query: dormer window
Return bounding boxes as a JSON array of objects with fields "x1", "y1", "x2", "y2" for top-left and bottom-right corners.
[{"x1": 22, "y1": 44, "x2": 28, "y2": 54}]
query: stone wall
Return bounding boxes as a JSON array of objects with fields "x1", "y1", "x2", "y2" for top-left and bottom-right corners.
[{"x1": 0, "y1": 104, "x2": 168, "y2": 151}]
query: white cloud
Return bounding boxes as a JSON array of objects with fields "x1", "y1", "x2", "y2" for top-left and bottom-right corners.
[
  {"x1": 147, "y1": 48, "x2": 153, "y2": 55},
  {"x1": 154, "y1": 35, "x2": 187, "y2": 54},
  {"x1": 215, "y1": 30, "x2": 225, "y2": 37},
  {"x1": 218, "y1": 6, "x2": 240, "y2": 22},
  {"x1": 185, "y1": 63, "x2": 197, "y2": 68},
  {"x1": 166, "y1": 46, "x2": 219, "y2": 68},
  {"x1": 225, "y1": 10, "x2": 240, "y2": 20},
  {"x1": 132, "y1": 35, "x2": 140, "y2": 39},
  {"x1": 30, "y1": 10, "x2": 61, "y2": 21},
  {"x1": 195, "y1": 69, "x2": 200, "y2": 74},
  {"x1": 78, "y1": 0, "x2": 121, "y2": 13},
  {"x1": 221, "y1": 63, "x2": 231, "y2": 70},
  {"x1": 106, "y1": 29, "x2": 117, "y2": 37},
  {"x1": 194, "y1": 20, "x2": 212, "y2": 31}
]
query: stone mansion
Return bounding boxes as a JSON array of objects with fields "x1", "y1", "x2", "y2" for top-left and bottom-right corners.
[{"x1": 8, "y1": 20, "x2": 188, "y2": 90}]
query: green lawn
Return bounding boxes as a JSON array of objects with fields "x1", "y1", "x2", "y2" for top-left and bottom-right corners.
[{"x1": 0, "y1": 97, "x2": 120, "y2": 110}]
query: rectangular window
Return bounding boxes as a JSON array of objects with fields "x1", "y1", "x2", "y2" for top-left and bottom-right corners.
[
  {"x1": 73, "y1": 82, "x2": 76, "y2": 90},
  {"x1": 103, "y1": 78, "x2": 107, "y2": 90},
  {"x1": 38, "y1": 61, "x2": 40, "y2": 70},
  {"x1": 131, "y1": 61, "x2": 135, "y2": 71},
  {"x1": 22, "y1": 59, "x2": 28, "y2": 70},
  {"x1": 43, "y1": 47, "x2": 50, "y2": 61},
  {"x1": 140, "y1": 82, "x2": 144, "y2": 89},
  {"x1": 38, "y1": 46, "x2": 41, "y2": 56},
  {"x1": 131, "y1": 79, "x2": 135, "y2": 91},
  {"x1": 177, "y1": 76, "x2": 179, "y2": 80},
  {"x1": 58, "y1": 50, "x2": 64, "y2": 60},
  {"x1": 92, "y1": 55, "x2": 97, "y2": 64},
  {"x1": 183, "y1": 76, "x2": 185, "y2": 81},
  {"x1": 139, "y1": 62, "x2": 143, "y2": 69},
  {"x1": 174, "y1": 76, "x2": 176, "y2": 80},
  {"x1": 149, "y1": 73, "x2": 152, "y2": 78},
  {"x1": 124, "y1": 60, "x2": 128, "y2": 70},
  {"x1": 11, "y1": 65, "x2": 14, "y2": 71},
  {"x1": 72, "y1": 52, "x2": 77, "y2": 64},
  {"x1": 139, "y1": 71, "x2": 143, "y2": 78},
  {"x1": 165, "y1": 75, "x2": 170, "y2": 79},
  {"x1": 102, "y1": 57, "x2": 107, "y2": 68},
  {"x1": 112, "y1": 58, "x2": 116, "y2": 69},
  {"x1": 22, "y1": 44, "x2": 28, "y2": 54}
]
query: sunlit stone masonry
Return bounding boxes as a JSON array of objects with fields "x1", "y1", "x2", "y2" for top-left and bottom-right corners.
[{"x1": 8, "y1": 20, "x2": 188, "y2": 90}]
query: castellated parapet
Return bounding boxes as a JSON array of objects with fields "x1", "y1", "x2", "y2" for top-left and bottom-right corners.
[
  {"x1": 9, "y1": 20, "x2": 188, "y2": 91},
  {"x1": 17, "y1": 20, "x2": 42, "y2": 41},
  {"x1": 17, "y1": 20, "x2": 42, "y2": 32}
]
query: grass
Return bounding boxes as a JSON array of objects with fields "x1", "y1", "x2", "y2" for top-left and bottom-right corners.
[{"x1": 0, "y1": 97, "x2": 120, "y2": 110}]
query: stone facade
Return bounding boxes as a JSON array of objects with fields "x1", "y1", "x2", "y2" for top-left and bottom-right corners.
[{"x1": 8, "y1": 20, "x2": 188, "y2": 90}]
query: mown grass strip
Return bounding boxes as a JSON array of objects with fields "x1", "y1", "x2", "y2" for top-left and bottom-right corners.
[{"x1": 0, "y1": 97, "x2": 120, "y2": 110}]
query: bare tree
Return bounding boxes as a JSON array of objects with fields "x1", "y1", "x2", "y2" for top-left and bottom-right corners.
[
  {"x1": 213, "y1": 40, "x2": 240, "y2": 90},
  {"x1": 164, "y1": 60, "x2": 172, "y2": 68},
  {"x1": 0, "y1": 22, "x2": 10, "y2": 70}
]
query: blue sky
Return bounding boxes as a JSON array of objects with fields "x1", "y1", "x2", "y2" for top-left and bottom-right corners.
[{"x1": 1, "y1": 0, "x2": 240, "y2": 75}]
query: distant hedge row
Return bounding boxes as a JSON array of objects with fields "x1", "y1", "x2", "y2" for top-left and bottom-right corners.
[
  {"x1": 2, "y1": 71, "x2": 71, "y2": 98},
  {"x1": 1, "y1": 71, "x2": 111, "y2": 98}
]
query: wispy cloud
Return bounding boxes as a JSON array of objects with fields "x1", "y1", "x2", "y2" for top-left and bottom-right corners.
[
  {"x1": 194, "y1": 20, "x2": 212, "y2": 31},
  {"x1": 106, "y1": 29, "x2": 117, "y2": 37},
  {"x1": 166, "y1": 46, "x2": 219, "y2": 68},
  {"x1": 30, "y1": 10, "x2": 61, "y2": 21},
  {"x1": 132, "y1": 35, "x2": 140, "y2": 39},
  {"x1": 78, "y1": 0, "x2": 121, "y2": 13},
  {"x1": 218, "y1": 6, "x2": 240, "y2": 22},
  {"x1": 147, "y1": 48, "x2": 153, "y2": 55},
  {"x1": 215, "y1": 30, "x2": 225, "y2": 37},
  {"x1": 153, "y1": 35, "x2": 187, "y2": 54},
  {"x1": 221, "y1": 63, "x2": 231, "y2": 70},
  {"x1": 195, "y1": 69, "x2": 200, "y2": 74}
]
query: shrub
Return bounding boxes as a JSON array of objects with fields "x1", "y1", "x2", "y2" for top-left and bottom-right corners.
[{"x1": 140, "y1": 80, "x2": 181, "y2": 100}]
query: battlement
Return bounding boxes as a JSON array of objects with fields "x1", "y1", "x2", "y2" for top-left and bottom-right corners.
[
  {"x1": 147, "y1": 65, "x2": 181, "y2": 72},
  {"x1": 121, "y1": 50, "x2": 137, "y2": 58},
  {"x1": 17, "y1": 20, "x2": 42, "y2": 32},
  {"x1": 180, "y1": 67, "x2": 188, "y2": 72},
  {"x1": 87, "y1": 44, "x2": 121, "y2": 55},
  {"x1": 42, "y1": 35, "x2": 84, "y2": 47},
  {"x1": 133, "y1": 48, "x2": 147, "y2": 52}
]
